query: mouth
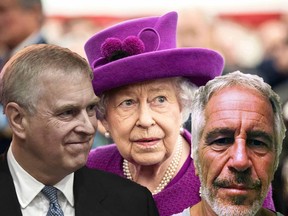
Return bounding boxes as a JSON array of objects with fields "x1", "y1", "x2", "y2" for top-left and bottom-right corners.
[
  {"x1": 68, "y1": 142, "x2": 88, "y2": 145},
  {"x1": 214, "y1": 177, "x2": 261, "y2": 191},
  {"x1": 65, "y1": 139, "x2": 92, "y2": 153},
  {"x1": 222, "y1": 183, "x2": 253, "y2": 190},
  {"x1": 133, "y1": 137, "x2": 160, "y2": 147},
  {"x1": 218, "y1": 184, "x2": 257, "y2": 196},
  {"x1": 66, "y1": 138, "x2": 92, "y2": 145}
]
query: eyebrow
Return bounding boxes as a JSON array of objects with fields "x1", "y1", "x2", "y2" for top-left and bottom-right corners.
[
  {"x1": 147, "y1": 87, "x2": 174, "y2": 97},
  {"x1": 55, "y1": 98, "x2": 99, "y2": 112},
  {"x1": 246, "y1": 130, "x2": 273, "y2": 144},
  {"x1": 205, "y1": 128, "x2": 235, "y2": 140},
  {"x1": 90, "y1": 97, "x2": 100, "y2": 104},
  {"x1": 148, "y1": 85, "x2": 172, "y2": 92}
]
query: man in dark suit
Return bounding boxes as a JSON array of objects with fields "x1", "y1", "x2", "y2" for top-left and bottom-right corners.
[
  {"x1": 0, "y1": 0, "x2": 48, "y2": 153},
  {"x1": 0, "y1": 44, "x2": 159, "y2": 216}
]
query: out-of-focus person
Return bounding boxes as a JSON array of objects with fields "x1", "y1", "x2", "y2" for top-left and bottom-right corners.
[
  {"x1": 0, "y1": 0, "x2": 46, "y2": 69},
  {"x1": 256, "y1": 19, "x2": 288, "y2": 88},
  {"x1": 177, "y1": 9, "x2": 213, "y2": 49},
  {"x1": 84, "y1": 11, "x2": 276, "y2": 216}
]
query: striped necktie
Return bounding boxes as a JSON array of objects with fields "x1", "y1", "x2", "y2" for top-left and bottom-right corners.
[{"x1": 41, "y1": 186, "x2": 64, "y2": 216}]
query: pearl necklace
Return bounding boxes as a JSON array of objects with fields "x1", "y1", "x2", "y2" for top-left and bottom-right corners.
[{"x1": 123, "y1": 135, "x2": 183, "y2": 195}]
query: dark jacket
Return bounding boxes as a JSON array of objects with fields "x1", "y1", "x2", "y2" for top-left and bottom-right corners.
[{"x1": 0, "y1": 153, "x2": 159, "y2": 216}]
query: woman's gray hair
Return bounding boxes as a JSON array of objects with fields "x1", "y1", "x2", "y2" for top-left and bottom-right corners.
[
  {"x1": 96, "y1": 77, "x2": 198, "y2": 126},
  {"x1": 0, "y1": 44, "x2": 93, "y2": 114},
  {"x1": 191, "y1": 71, "x2": 286, "y2": 170}
]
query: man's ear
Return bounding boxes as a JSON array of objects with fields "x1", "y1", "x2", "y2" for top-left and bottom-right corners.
[{"x1": 5, "y1": 102, "x2": 27, "y2": 139}]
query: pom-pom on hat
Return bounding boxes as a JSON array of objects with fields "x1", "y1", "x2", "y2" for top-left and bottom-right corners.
[{"x1": 85, "y1": 11, "x2": 224, "y2": 96}]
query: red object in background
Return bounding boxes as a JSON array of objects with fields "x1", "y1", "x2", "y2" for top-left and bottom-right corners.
[
  {"x1": 48, "y1": 15, "x2": 130, "y2": 28},
  {"x1": 219, "y1": 12, "x2": 282, "y2": 27}
]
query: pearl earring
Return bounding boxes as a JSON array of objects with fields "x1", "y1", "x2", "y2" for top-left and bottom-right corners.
[
  {"x1": 199, "y1": 186, "x2": 202, "y2": 197},
  {"x1": 180, "y1": 127, "x2": 184, "y2": 135},
  {"x1": 104, "y1": 131, "x2": 110, "y2": 138}
]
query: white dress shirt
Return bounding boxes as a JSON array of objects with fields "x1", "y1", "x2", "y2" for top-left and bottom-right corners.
[{"x1": 7, "y1": 146, "x2": 75, "y2": 216}]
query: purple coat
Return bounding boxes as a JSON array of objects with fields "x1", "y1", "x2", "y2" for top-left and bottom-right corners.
[{"x1": 87, "y1": 130, "x2": 275, "y2": 216}]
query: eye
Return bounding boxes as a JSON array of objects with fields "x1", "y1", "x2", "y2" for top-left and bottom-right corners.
[
  {"x1": 87, "y1": 104, "x2": 97, "y2": 116},
  {"x1": 247, "y1": 139, "x2": 270, "y2": 154},
  {"x1": 58, "y1": 109, "x2": 76, "y2": 119},
  {"x1": 209, "y1": 137, "x2": 234, "y2": 151},
  {"x1": 248, "y1": 139, "x2": 265, "y2": 146},
  {"x1": 216, "y1": 137, "x2": 234, "y2": 144},
  {"x1": 152, "y1": 96, "x2": 167, "y2": 105},
  {"x1": 119, "y1": 99, "x2": 136, "y2": 108}
]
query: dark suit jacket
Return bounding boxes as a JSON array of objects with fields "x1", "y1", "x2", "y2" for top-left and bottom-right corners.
[{"x1": 0, "y1": 154, "x2": 159, "y2": 216}]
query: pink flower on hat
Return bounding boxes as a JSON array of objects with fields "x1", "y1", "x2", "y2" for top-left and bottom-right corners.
[{"x1": 101, "y1": 36, "x2": 145, "y2": 62}]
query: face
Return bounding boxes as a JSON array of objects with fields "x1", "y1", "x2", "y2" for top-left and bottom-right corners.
[
  {"x1": 197, "y1": 86, "x2": 276, "y2": 216},
  {"x1": 103, "y1": 78, "x2": 182, "y2": 166},
  {"x1": 274, "y1": 41, "x2": 288, "y2": 72},
  {"x1": 21, "y1": 71, "x2": 98, "y2": 178},
  {"x1": 0, "y1": 0, "x2": 40, "y2": 49}
]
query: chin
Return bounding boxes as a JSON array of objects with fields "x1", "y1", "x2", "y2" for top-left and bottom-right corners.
[
  {"x1": 133, "y1": 152, "x2": 164, "y2": 165},
  {"x1": 67, "y1": 157, "x2": 87, "y2": 170}
]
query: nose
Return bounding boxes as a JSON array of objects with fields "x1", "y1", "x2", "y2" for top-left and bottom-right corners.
[
  {"x1": 136, "y1": 103, "x2": 155, "y2": 128},
  {"x1": 75, "y1": 111, "x2": 97, "y2": 135},
  {"x1": 228, "y1": 140, "x2": 252, "y2": 172}
]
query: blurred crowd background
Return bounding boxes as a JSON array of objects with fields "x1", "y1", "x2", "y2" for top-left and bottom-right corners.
[{"x1": 1, "y1": 0, "x2": 288, "y2": 215}]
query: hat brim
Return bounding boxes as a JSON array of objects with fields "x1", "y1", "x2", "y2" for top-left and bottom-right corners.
[{"x1": 92, "y1": 48, "x2": 224, "y2": 95}]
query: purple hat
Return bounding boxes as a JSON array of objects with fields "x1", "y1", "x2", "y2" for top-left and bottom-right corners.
[{"x1": 85, "y1": 11, "x2": 224, "y2": 95}]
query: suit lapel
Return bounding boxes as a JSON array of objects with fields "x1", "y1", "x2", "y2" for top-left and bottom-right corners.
[
  {"x1": 0, "y1": 154, "x2": 23, "y2": 216},
  {"x1": 74, "y1": 167, "x2": 113, "y2": 216}
]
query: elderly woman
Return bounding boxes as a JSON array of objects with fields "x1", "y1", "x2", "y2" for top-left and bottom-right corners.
[{"x1": 84, "y1": 12, "x2": 275, "y2": 216}]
